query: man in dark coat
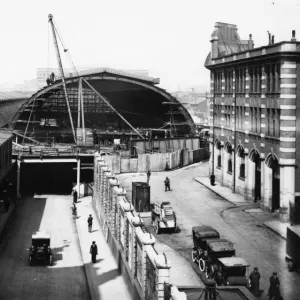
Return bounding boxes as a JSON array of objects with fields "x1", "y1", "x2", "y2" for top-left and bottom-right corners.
[
  {"x1": 249, "y1": 267, "x2": 261, "y2": 296},
  {"x1": 73, "y1": 189, "x2": 78, "y2": 203},
  {"x1": 164, "y1": 177, "x2": 171, "y2": 191},
  {"x1": 268, "y1": 272, "x2": 281, "y2": 300},
  {"x1": 90, "y1": 241, "x2": 98, "y2": 263},
  {"x1": 87, "y1": 214, "x2": 93, "y2": 233}
]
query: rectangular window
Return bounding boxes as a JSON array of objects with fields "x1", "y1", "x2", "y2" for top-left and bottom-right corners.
[
  {"x1": 228, "y1": 157, "x2": 232, "y2": 174},
  {"x1": 276, "y1": 64, "x2": 280, "y2": 93},
  {"x1": 249, "y1": 67, "x2": 253, "y2": 92},
  {"x1": 236, "y1": 69, "x2": 240, "y2": 93},
  {"x1": 217, "y1": 154, "x2": 221, "y2": 168},
  {"x1": 257, "y1": 67, "x2": 262, "y2": 92},
  {"x1": 267, "y1": 109, "x2": 271, "y2": 136}
]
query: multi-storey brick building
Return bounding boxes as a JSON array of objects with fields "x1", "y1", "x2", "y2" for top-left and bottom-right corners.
[{"x1": 205, "y1": 22, "x2": 300, "y2": 223}]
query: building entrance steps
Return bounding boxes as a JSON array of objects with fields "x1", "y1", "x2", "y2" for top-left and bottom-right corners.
[
  {"x1": 74, "y1": 196, "x2": 132, "y2": 300},
  {"x1": 194, "y1": 177, "x2": 288, "y2": 240}
]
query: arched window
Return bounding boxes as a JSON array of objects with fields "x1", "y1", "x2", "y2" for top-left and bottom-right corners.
[{"x1": 225, "y1": 142, "x2": 233, "y2": 174}]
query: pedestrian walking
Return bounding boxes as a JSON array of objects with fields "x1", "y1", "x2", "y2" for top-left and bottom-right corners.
[
  {"x1": 87, "y1": 214, "x2": 93, "y2": 232},
  {"x1": 90, "y1": 241, "x2": 98, "y2": 263},
  {"x1": 268, "y1": 272, "x2": 281, "y2": 300},
  {"x1": 164, "y1": 177, "x2": 171, "y2": 191},
  {"x1": 73, "y1": 189, "x2": 78, "y2": 203},
  {"x1": 146, "y1": 170, "x2": 151, "y2": 185},
  {"x1": 249, "y1": 267, "x2": 261, "y2": 297}
]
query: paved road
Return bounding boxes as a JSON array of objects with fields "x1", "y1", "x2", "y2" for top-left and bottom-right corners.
[
  {"x1": 117, "y1": 162, "x2": 300, "y2": 300},
  {"x1": 0, "y1": 195, "x2": 90, "y2": 300}
]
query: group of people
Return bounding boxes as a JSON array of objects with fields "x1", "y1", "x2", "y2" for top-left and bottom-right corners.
[
  {"x1": 249, "y1": 268, "x2": 282, "y2": 300},
  {"x1": 87, "y1": 215, "x2": 98, "y2": 263},
  {"x1": 72, "y1": 188, "x2": 98, "y2": 263}
]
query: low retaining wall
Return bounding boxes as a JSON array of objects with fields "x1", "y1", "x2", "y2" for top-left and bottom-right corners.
[
  {"x1": 103, "y1": 148, "x2": 207, "y2": 175},
  {"x1": 93, "y1": 154, "x2": 172, "y2": 300}
]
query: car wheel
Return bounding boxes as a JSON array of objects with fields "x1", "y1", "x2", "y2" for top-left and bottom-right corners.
[
  {"x1": 206, "y1": 266, "x2": 210, "y2": 278},
  {"x1": 192, "y1": 250, "x2": 197, "y2": 263},
  {"x1": 199, "y1": 259, "x2": 206, "y2": 272},
  {"x1": 49, "y1": 255, "x2": 53, "y2": 266},
  {"x1": 155, "y1": 221, "x2": 161, "y2": 234}
]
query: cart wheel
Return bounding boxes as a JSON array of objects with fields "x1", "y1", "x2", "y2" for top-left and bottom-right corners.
[
  {"x1": 192, "y1": 250, "x2": 197, "y2": 263},
  {"x1": 199, "y1": 259, "x2": 206, "y2": 272},
  {"x1": 155, "y1": 221, "x2": 161, "y2": 234},
  {"x1": 49, "y1": 255, "x2": 53, "y2": 266}
]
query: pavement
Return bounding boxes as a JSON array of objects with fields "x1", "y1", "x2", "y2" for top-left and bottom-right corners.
[
  {"x1": 194, "y1": 177, "x2": 288, "y2": 240},
  {"x1": 74, "y1": 196, "x2": 132, "y2": 300},
  {"x1": 153, "y1": 240, "x2": 203, "y2": 287},
  {"x1": 0, "y1": 201, "x2": 15, "y2": 238},
  {"x1": 0, "y1": 195, "x2": 91, "y2": 300}
]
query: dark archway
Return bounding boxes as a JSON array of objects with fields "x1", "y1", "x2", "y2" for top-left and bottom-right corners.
[
  {"x1": 266, "y1": 154, "x2": 280, "y2": 211},
  {"x1": 249, "y1": 149, "x2": 261, "y2": 201},
  {"x1": 215, "y1": 139, "x2": 222, "y2": 168}
]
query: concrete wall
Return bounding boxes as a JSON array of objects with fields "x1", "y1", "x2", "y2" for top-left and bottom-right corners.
[
  {"x1": 131, "y1": 138, "x2": 201, "y2": 155},
  {"x1": 93, "y1": 154, "x2": 172, "y2": 300}
]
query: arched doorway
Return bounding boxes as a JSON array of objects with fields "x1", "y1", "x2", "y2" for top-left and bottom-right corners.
[
  {"x1": 266, "y1": 154, "x2": 280, "y2": 211},
  {"x1": 224, "y1": 142, "x2": 233, "y2": 174},
  {"x1": 215, "y1": 139, "x2": 222, "y2": 169},
  {"x1": 249, "y1": 149, "x2": 261, "y2": 201}
]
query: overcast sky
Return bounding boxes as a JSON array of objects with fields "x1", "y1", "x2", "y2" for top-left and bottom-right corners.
[{"x1": 1, "y1": 0, "x2": 300, "y2": 92}]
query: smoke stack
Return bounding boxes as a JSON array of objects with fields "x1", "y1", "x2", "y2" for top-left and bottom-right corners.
[
  {"x1": 291, "y1": 30, "x2": 296, "y2": 42},
  {"x1": 248, "y1": 34, "x2": 254, "y2": 50},
  {"x1": 272, "y1": 35, "x2": 275, "y2": 44},
  {"x1": 268, "y1": 31, "x2": 272, "y2": 45}
]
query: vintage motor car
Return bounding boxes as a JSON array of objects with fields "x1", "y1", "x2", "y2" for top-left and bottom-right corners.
[
  {"x1": 201, "y1": 239, "x2": 236, "y2": 275},
  {"x1": 192, "y1": 225, "x2": 220, "y2": 269},
  {"x1": 29, "y1": 231, "x2": 53, "y2": 266},
  {"x1": 207, "y1": 257, "x2": 250, "y2": 287}
]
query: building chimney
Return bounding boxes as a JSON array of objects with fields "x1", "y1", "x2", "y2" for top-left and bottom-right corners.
[
  {"x1": 268, "y1": 31, "x2": 271, "y2": 45},
  {"x1": 248, "y1": 34, "x2": 254, "y2": 50},
  {"x1": 291, "y1": 30, "x2": 296, "y2": 42}
]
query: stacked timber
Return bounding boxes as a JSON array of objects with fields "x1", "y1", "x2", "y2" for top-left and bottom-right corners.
[
  {"x1": 76, "y1": 128, "x2": 94, "y2": 146},
  {"x1": 76, "y1": 128, "x2": 84, "y2": 146},
  {"x1": 85, "y1": 128, "x2": 94, "y2": 146}
]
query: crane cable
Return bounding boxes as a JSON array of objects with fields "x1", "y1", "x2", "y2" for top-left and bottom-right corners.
[{"x1": 53, "y1": 20, "x2": 79, "y2": 76}]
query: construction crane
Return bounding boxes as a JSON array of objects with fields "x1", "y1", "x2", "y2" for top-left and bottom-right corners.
[{"x1": 48, "y1": 14, "x2": 76, "y2": 143}]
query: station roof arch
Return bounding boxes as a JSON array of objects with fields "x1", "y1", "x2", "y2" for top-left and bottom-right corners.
[{"x1": 9, "y1": 68, "x2": 196, "y2": 135}]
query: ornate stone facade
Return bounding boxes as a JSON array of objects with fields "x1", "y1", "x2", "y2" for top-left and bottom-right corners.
[{"x1": 205, "y1": 23, "x2": 300, "y2": 223}]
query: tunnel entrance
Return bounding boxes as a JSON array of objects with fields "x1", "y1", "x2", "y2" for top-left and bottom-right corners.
[{"x1": 20, "y1": 160, "x2": 93, "y2": 195}]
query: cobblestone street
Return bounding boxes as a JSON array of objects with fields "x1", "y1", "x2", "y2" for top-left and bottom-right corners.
[{"x1": 117, "y1": 162, "x2": 300, "y2": 300}]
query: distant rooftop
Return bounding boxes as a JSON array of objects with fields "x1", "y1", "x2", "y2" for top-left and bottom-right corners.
[
  {"x1": 54, "y1": 68, "x2": 160, "y2": 85},
  {"x1": 0, "y1": 91, "x2": 33, "y2": 102}
]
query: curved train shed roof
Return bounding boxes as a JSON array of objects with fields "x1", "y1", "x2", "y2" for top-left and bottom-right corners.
[{"x1": 9, "y1": 68, "x2": 195, "y2": 133}]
